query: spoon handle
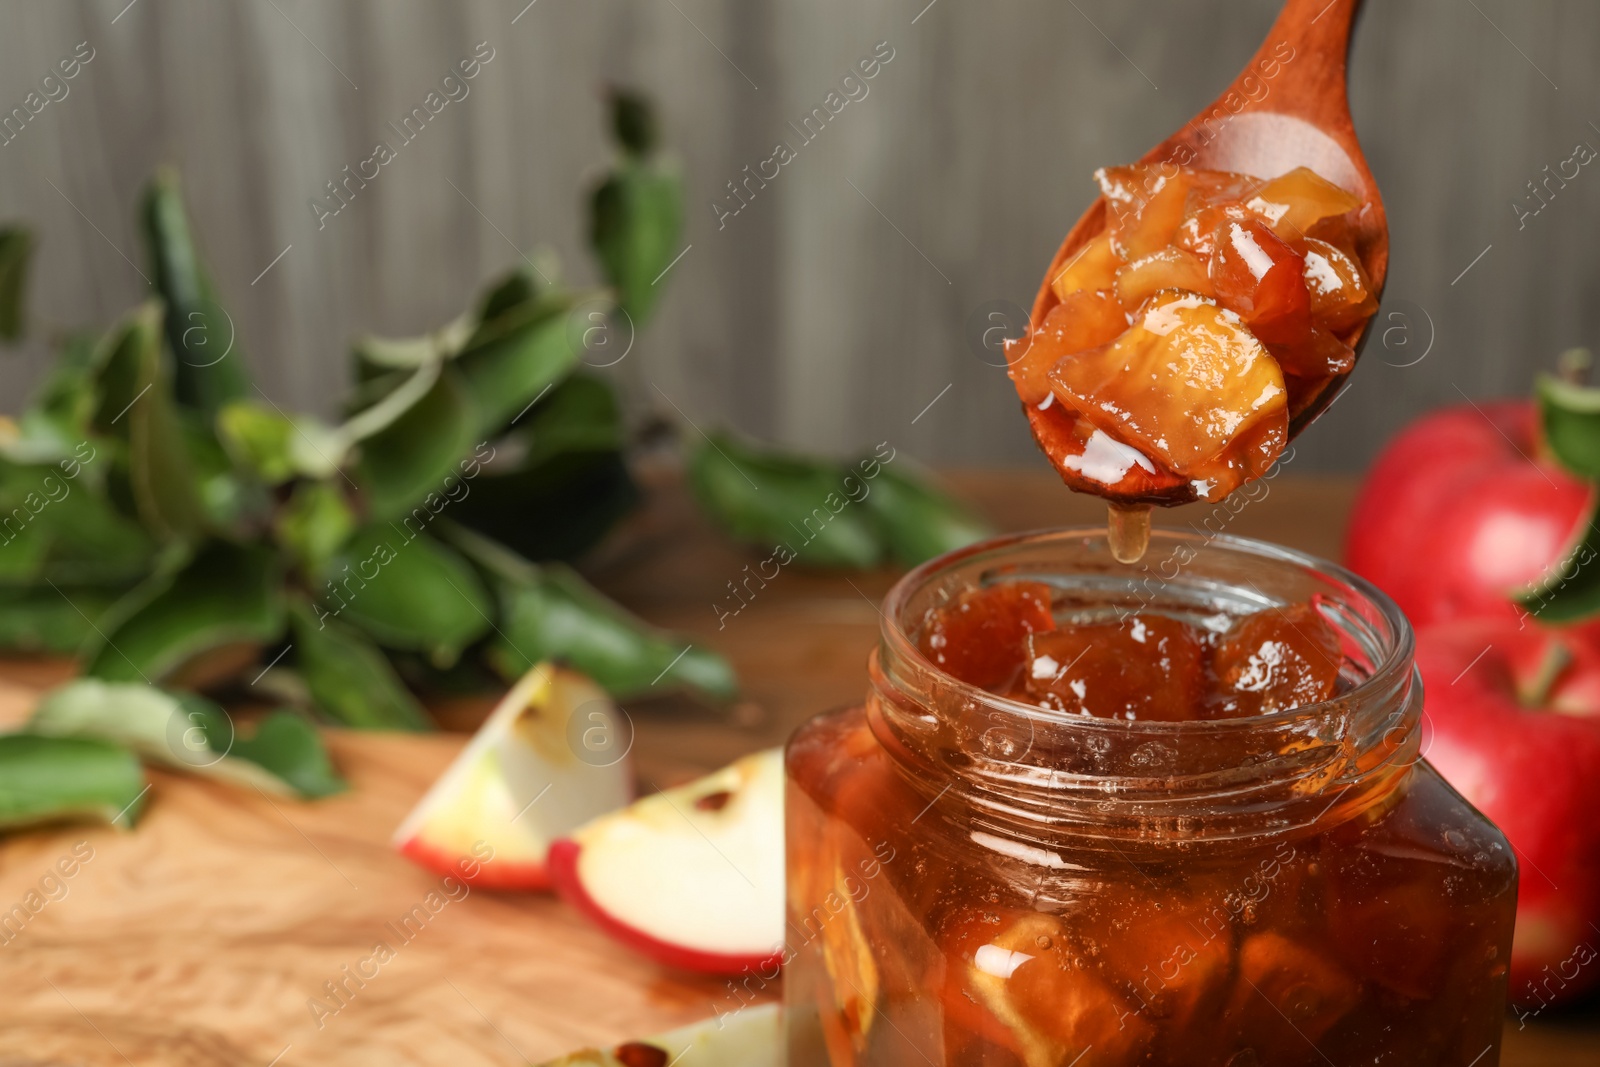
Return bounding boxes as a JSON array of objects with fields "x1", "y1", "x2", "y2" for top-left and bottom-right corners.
[
  {"x1": 1241, "y1": 0, "x2": 1365, "y2": 125},
  {"x1": 1277, "y1": 0, "x2": 1363, "y2": 51}
]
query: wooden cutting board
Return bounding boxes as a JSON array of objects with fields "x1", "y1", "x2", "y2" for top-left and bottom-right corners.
[
  {"x1": 0, "y1": 720, "x2": 746, "y2": 1066},
  {"x1": 0, "y1": 472, "x2": 1594, "y2": 1065}
]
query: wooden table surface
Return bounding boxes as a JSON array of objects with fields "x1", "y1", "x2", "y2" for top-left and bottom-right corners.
[{"x1": 0, "y1": 469, "x2": 1596, "y2": 1065}]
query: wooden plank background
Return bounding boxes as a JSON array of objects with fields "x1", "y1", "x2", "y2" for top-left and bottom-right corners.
[{"x1": 0, "y1": 0, "x2": 1591, "y2": 474}]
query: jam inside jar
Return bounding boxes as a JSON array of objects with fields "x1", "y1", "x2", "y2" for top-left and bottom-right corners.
[{"x1": 785, "y1": 529, "x2": 1516, "y2": 1066}]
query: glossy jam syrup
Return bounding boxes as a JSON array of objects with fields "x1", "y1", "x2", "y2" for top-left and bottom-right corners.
[
  {"x1": 788, "y1": 574, "x2": 1516, "y2": 1066},
  {"x1": 1105, "y1": 503, "x2": 1152, "y2": 565}
]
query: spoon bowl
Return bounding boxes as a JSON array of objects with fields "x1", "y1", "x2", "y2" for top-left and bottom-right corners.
[{"x1": 1023, "y1": 0, "x2": 1387, "y2": 506}]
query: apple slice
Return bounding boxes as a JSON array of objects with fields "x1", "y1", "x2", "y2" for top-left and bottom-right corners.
[
  {"x1": 536, "y1": 1003, "x2": 781, "y2": 1067},
  {"x1": 548, "y1": 747, "x2": 785, "y2": 975},
  {"x1": 393, "y1": 664, "x2": 631, "y2": 891}
]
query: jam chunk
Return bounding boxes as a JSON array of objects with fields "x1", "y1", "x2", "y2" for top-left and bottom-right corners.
[
  {"x1": 1174, "y1": 201, "x2": 1250, "y2": 260},
  {"x1": 1300, "y1": 236, "x2": 1378, "y2": 335},
  {"x1": 1049, "y1": 232, "x2": 1120, "y2": 303},
  {"x1": 1115, "y1": 247, "x2": 1214, "y2": 308},
  {"x1": 949, "y1": 909, "x2": 1155, "y2": 1067},
  {"x1": 1224, "y1": 931, "x2": 1363, "y2": 1051},
  {"x1": 1245, "y1": 166, "x2": 1363, "y2": 242},
  {"x1": 1210, "y1": 603, "x2": 1343, "y2": 716},
  {"x1": 1185, "y1": 167, "x2": 1264, "y2": 209},
  {"x1": 1097, "y1": 164, "x2": 1194, "y2": 259},
  {"x1": 1021, "y1": 613, "x2": 1205, "y2": 720},
  {"x1": 1207, "y1": 216, "x2": 1313, "y2": 346},
  {"x1": 918, "y1": 582, "x2": 1055, "y2": 691},
  {"x1": 1089, "y1": 888, "x2": 1236, "y2": 1044},
  {"x1": 1007, "y1": 290, "x2": 1127, "y2": 407},
  {"x1": 1047, "y1": 292, "x2": 1289, "y2": 499},
  {"x1": 1270, "y1": 326, "x2": 1357, "y2": 383}
]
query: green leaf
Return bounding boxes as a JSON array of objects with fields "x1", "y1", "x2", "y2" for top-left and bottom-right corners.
[
  {"x1": 1537, "y1": 371, "x2": 1600, "y2": 481},
  {"x1": 451, "y1": 375, "x2": 637, "y2": 560},
  {"x1": 179, "y1": 410, "x2": 269, "y2": 532},
  {"x1": 93, "y1": 304, "x2": 207, "y2": 541},
  {"x1": 0, "y1": 226, "x2": 34, "y2": 342},
  {"x1": 216, "y1": 401, "x2": 344, "y2": 485},
  {"x1": 86, "y1": 541, "x2": 285, "y2": 683},
  {"x1": 445, "y1": 523, "x2": 735, "y2": 701},
  {"x1": 217, "y1": 402, "x2": 292, "y2": 482},
  {"x1": 348, "y1": 282, "x2": 579, "y2": 521},
  {"x1": 42, "y1": 493, "x2": 155, "y2": 586},
  {"x1": 493, "y1": 563, "x2": 734, "y2": 699},
  {"x1": 0, "y1": 455, "x2": 153, "y2": 587},
  {"x1": 475, "y1": 268, "x2": 538, "y2": 324},
  {"x1": 79, "y1": 541, "x2": 184, "y2": 642},
  {"x1": 201, "y1": 706, "x2": 346, "y2": 798},
  {"x1": 456, "y1": 451, "x2": 637, "y2": 563},
  {"x1": 1516, "y1": 498, "x2": 1600, "y2": 624},
  {"x1": 0, "y1": 586, "x2": 120, "y2": 654},
  {"x1": 0, "y1": 733, "x2": 146, "y2": 832},
  {"x1": 336, "y1": 357, "x2": 443, "y2": 445},
  {"x1": 0, "y1": 467, "x2": 52, "y2": 582},
  {"x1": 354, "y1": 369, "x2": 475, "y2": 520},
  {"x1": 589, "y1": 160, "x2": 682, "y2": 326},
  {"x1": 2, "y1": 407, "x2": 90, "y2": 468},
  {"x1": 507, "y1": 372, "x2": 627, "y2": 466},
  {"x1": 607, "y1": 87, "x2": 660, "y2": 158},
  {"x1": 289, "y1": 599, "x2": 430, "y2": 730},
  {"x1": 355, "y1": 312, "x2": 473, "y2": 370},
  {"x1": 688, "y1": 431, "x2": 882, "y2": 569},
  {"x1": 274, "y1": 480, "x2": 355, "y2": 576},
  {"x1": 1, "y1": 334, "x2": 101, "y2": 464},
  {"x1": 141, "y1": 168, "x2": 251, "y2": 415},
  {"x1": 859, "y1": 461, "x2": 991, "y2": 566},
  {"x1": 319, "y1": 526, "x2": 491, "y2": 666},
  {"x1": 455, "y1": 295, "x2": 578, "y2": 438},
  {"x1": 30, "y1": 680, "x2": 343, "y2": 799}
]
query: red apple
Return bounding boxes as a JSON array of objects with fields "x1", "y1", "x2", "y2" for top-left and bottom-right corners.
[
  {"x1": 1414, "y1": 617, "x2": 1600, "y2": 1008},
  {"x1": 548, "y1": 748, "x2": 784, "y2": 976},
  {"x1": 535, "y1": 1003, "x2": 781, "y2": 1066},
  {"x1": 1345, "y1": 399, "x2": 1593, "y2": 628},
  {"x1": 393, "y1": 665, "x2": 632, "y2": 891}
]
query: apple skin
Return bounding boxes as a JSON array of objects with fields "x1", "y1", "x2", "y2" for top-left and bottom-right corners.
[
  {"x1": 1345, "y1": 400, "x2": 1593, "y2": 628},
  {"x1": 547, "y1": 839, "x2": 784, "y2": 976},
  {"x1": 548, "y1": 748, "x2": 786, "y2": 977},
  {"x1": 398, "y1": 835, "x2": 550, "y2": 892},
  {"x1": 1415, "y1": 617, "x2": 1600, "y2": 1007},
  {"x1": 392, "y1": 665, "x2": 632, "y2": 893}
]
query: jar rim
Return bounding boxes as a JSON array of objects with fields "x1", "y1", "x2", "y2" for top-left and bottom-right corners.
[
  {"x1": 879, "y1": 524, "x2": 1414, "y2": 735},
  {"x1": 867, "y1": 526, "x2": 1422, "y2": 844}
]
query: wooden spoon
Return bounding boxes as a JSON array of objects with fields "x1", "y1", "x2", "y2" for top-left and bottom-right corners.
[{"x1": 1022, "y1": 0, "x2": 1388, "y2": 525}]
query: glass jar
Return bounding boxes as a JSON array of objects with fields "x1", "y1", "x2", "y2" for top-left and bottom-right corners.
[{"x1": 785, "y1": 528, "x2": 1516, "y2": 1066}]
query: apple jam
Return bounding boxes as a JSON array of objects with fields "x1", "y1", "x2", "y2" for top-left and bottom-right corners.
[
  {"x1": 785, "y1": 530, "x2": 1516, "y2": 1066},
  {"x1": 1010, "y1": 164, "x2": 1379, "y2": 507}
]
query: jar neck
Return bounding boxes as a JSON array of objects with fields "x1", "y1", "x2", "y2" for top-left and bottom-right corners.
[{"x1": 868, "y1": 528, "x2": 1422, "y2": 848}]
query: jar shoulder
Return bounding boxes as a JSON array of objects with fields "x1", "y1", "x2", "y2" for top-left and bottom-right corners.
[{"x1": 1343, "y1": 760, "x2": 1519, "y2": 895}]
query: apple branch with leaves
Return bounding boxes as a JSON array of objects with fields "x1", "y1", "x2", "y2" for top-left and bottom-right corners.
[{"x1": 0, "y1": 88, "x2": 986, "y2": 833}]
